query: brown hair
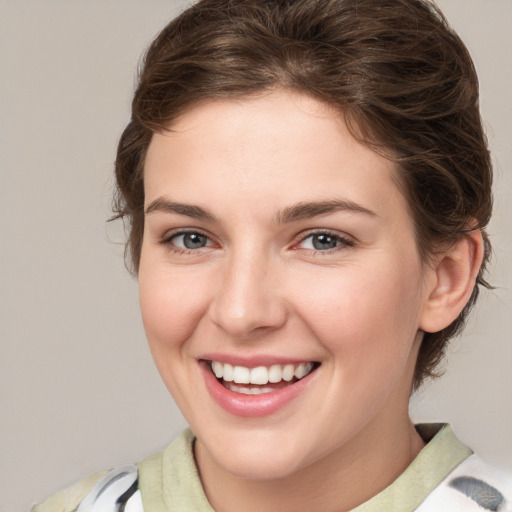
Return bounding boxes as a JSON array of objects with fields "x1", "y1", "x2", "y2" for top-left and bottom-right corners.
[{"x1": 113, "y1": 0, "x2": 492, "y2": 388}]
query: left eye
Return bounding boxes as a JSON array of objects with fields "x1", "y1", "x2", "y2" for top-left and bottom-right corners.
[
  {"x1": 170, "y1": 232, "x2": 211, "y2": 249},
  {"x1": 298, "y1": 233, "x2": 350, "y2": 251}
]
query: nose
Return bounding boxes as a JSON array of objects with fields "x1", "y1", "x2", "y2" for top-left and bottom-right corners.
[{"x1": 208, "y1": 249, "x2": 288, "y2": 340}]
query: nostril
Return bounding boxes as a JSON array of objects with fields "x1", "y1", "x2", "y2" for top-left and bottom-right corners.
[
  {"x1": 208, "y1": 262, "x2": 288, "y2": 337},
  {"x1": 209, "y1": 302, "x2": 287, "y2": 338}
]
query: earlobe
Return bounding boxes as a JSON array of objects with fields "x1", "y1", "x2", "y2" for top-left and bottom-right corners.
[{"x1": 419, "y1": 230, "x2": 484, "y2": 333}]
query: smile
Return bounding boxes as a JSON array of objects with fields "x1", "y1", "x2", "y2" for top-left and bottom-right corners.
[
  {"x1": 209, "y1": 361, "x2": 317, "y2": 395},
  {"x1": 200, "y1": 358, "x2": 320, "y2": 417}
]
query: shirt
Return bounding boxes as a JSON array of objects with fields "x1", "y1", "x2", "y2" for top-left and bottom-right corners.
[{"x1": 32, "y1": 424, "x2": 510, "y2": 511}]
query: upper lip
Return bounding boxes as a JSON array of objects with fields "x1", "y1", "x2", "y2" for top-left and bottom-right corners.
[{"x1": 199, "y1": 353, "x2": 318, "y2": 368}]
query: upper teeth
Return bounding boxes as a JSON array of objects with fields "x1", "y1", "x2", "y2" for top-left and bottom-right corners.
[{"x1": 210, "y1": 362, "x2": 314, "y2": 385}]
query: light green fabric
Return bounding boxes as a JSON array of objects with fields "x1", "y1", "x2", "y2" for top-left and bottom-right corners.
[
  {"x1": 30, "y1": 470, "x2": 108, "y2": 512},
  {"x1": 351, "y1": 424, "x2": 472, "y2": 511},
  {"x1": 31, "y1": 424, "x2": 472, "y2": 512},
  {"x1": 138, "y1": 424, "x2": 472, "y2": 511},
  {"x1": 138, "y1": 428, "x2": 213, "y2": 512}
]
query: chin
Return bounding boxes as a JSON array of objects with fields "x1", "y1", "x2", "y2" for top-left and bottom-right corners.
[
  {"x1": 198, "y1": 425, "x2": 317, "y2": 481},
  {"x1": 216, "y1": 449, "x2": 306, "y2": 481}
]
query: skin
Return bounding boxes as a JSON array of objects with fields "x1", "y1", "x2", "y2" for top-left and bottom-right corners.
[{"x1": 139, "y1": 90, "x2": 478, "y2": 512}]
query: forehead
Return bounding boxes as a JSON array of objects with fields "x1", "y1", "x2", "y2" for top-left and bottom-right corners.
[{"x1": 143, "y1": 90, "x2": 409, "y2": 226}]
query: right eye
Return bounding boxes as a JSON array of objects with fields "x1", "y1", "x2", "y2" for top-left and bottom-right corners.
[{"x1": 160, "y1": 230, "x2": 214, "y2": 253}]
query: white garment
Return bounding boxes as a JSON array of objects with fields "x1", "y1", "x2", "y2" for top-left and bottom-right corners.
[
  {"x1": 74, "y1": 465, "x2": 143, "y2": 512},
  {"x1": 418, "y1": 454, "x2": 512, "y2": 511},
  {"x1": 74, "y1": 442, "x2": 512, "y2": 512}
]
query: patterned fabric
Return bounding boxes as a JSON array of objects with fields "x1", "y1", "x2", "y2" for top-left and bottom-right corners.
[
  {"x1": 417, "y1": 454, "x2": 512, "y2": 511},
  {"x1": 75, "y1": 454, "x2": 512, "y2": 512},
  {"x1": 40, "y1": 425, "x2": 511, "y2": 512},
  {"x1": 73, "y1": 465, "x2": 143, "y2": 512}
]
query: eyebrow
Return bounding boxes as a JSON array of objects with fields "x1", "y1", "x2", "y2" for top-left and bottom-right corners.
[
  {"x1": 274, "y1": 199, "x2": 377, "y2": 223},
  {"x1": 145, "y1": 198, "x2": 218, "y2": 222},
  {"x1": 144, "y1": 197, "x2": 376, "y2": 223}
]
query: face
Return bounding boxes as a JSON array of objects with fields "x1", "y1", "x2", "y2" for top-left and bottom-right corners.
[{"x1": 139, "y1": 90, "x2": 435, "y2": 480}]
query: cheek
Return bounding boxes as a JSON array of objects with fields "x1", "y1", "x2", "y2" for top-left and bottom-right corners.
[
  {"x1": 138, "y1": 265, "x2": 215, "y2": 411},
  {"x1": 292, "y1": 265, "x2": 424, "y2": 434},
  {"x1": 138, "y1": 265, "x2": 210, "y2": 353},
  {"x1": 291, "y1": 260, "x2": 424, "y2": 362}
]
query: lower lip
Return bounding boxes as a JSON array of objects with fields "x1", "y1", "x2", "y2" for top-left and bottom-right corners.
[{"x1": 200, "y1": 362, "x2": 316, "y2": 418}]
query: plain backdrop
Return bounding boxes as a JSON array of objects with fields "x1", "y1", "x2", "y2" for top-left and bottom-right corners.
[{"x1": 1, "y1": 1, "x2": 511, "y2": 511}]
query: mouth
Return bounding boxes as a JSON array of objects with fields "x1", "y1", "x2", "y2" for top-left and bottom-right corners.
[{"x1": 207, "y1": 360, "x2": 320, "y2": 395}]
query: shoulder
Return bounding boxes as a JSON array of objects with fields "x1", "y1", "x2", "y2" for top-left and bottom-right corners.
[
  {"x1": 32, "y1": 465, "x2": 143, "y2": 512},
  {"x1": 30, "y1": 470, "x2": 109, "y2": 512},
  {"x1": 29, "y1": 431, "x2": 195, "y2": 512},
  {"x1": 418, "y1": 454, "x2": 512, "y2": 511}
]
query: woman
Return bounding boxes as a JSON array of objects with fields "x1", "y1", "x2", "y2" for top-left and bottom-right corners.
[{"x1": 32, "y1": 0, "x2": 511, "y2": 510}]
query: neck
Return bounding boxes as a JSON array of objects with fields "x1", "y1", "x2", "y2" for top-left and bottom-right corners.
[{"x1": 195, "y1": 413, "x2": 425, "y2": 512}]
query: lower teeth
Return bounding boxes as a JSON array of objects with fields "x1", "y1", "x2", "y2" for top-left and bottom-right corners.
[{"x1": 225, "y1": 383, "x2": 276, "y2": 395}]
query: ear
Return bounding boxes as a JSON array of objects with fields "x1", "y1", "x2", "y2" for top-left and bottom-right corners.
[{"x1": 419, "y1": 230, "x2": 484, "y2": 333}]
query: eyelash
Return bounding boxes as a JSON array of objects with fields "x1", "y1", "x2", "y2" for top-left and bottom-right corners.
[
  {"x1": 159, "y1": 229, "x2": 214, "y2": 255},
  {"x1": 293, "y1": 230, "x2": 355, "y2": 254},
  {"x1": 158, "y1": 229, "x2": 355, "y2": 255}
]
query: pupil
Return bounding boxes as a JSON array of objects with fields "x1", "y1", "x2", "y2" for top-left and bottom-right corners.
[
  {"x1": 184, "y1": 233, "x2": 207, "y2": 249},
  {"x1": 312, "y1": 234, "x2": 337, "y2": 250}
]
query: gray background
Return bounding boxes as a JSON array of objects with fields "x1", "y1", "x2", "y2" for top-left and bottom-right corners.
[{"x1": 1, "y1": 1, "x2": 510, "y2": 511}]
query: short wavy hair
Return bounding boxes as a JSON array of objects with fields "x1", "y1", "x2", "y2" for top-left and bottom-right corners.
[{"x1": 113, "y1": 0, "x2": 492, "y2": 388}]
